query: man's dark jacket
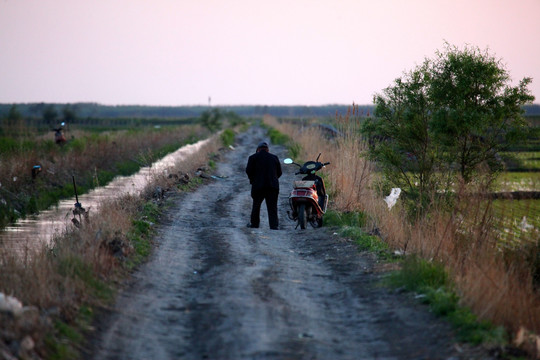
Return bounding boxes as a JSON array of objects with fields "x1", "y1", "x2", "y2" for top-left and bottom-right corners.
[{"x1": 246, "y1": 150, "x2": 282, "y2": 192}]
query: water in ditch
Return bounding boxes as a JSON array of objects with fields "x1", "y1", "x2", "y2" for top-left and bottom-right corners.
[{"x1": 0, "y1": 138, "x2": 211, "y2": 253}]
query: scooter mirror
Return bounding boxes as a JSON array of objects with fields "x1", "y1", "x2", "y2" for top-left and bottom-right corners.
[{"x1": 283, "y1": 158, "x2": 294, "y2": 164}]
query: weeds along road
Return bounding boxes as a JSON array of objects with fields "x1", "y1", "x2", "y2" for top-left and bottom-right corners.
[{"x1": 87, "y1": 126, "x2": 489, "y2": 360}]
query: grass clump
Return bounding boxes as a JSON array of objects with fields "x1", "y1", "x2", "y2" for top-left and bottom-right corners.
[
  {"x1": 387, "y1": 256, "x2": 448, "y2": 291},
  {"x1": 324, "y1": 210, "x2": 393, "y2": 258},
  {"x1": 220, "y1": 128, "x2": 235, "y2": 147},
  {"x1": 342, "y1": 227, "x2": 392, "y2": 258},
  {"x1": 177, "y1": 176, "x2": 204, "y2": 192},
  {"x1": 267, "y1": 127, "x2": 290, "y2": 145},
  {"x1": 126, "y1": 202, "x2": 162, "y2": 268},
  {"x1": 324, "y1": 210, "x2": 366, "y2": 228},
  {"x1": 58, "y1": 256, "x2": 114, "y2": 301}
]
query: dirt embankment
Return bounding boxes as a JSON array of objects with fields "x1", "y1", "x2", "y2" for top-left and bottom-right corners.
[{"x1": 86, "y1": 126, "x2": 492, "y2": 359}]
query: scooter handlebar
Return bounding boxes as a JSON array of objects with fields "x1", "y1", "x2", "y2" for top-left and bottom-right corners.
[{"x1": 323, "y1": 162, "x2": 330, "y2": 166}]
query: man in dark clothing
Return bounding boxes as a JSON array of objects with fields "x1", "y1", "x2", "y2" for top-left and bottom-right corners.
[{"x1": 245, "y1": 141, "x2": 282, "y2": 230}]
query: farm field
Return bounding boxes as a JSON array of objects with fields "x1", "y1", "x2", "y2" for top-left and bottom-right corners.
[
  {"x1": 493, "y1": 199, "x2": 539, "y2": 246},
  {"x1": 495, "y1": 133, "x2": 539, "y2": 244},
  {"x1": 495, "y1": 171, "x2": 538, "y2": 191}
]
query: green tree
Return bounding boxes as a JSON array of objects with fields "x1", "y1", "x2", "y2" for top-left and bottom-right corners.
[
  {"x1": 199, "y1": 108, "x2": 222, "y2": 132},
  {"x1": 43, "y1": 105, "x2": 58, "y2": 126},
  {"x1": 362, "y1": 43, "x2": 534, "y2": 206},
  {"x1": 429, "y1": 44, "x2": 534, "y2": 182},
  {"x1": 62, "y1": 105, "x2": 77, "y2": 123},
  {"x1": 363, "y1": 62, "x2": 441, "y2": 205},
  {"x1": 6, "y1": 104, "x2": 23, "y2": 127},
  {"x1": 1, "y1": 105, "x2": 25, "y2": 135}
]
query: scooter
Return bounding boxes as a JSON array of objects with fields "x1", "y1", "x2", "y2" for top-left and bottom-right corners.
[{"x1": 283, "y1": 154, "x2": 330, "y2": 229}]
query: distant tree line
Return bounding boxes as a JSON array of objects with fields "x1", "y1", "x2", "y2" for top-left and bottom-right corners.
[
  {"x1": 0, "y1": 103, "x2": 376, "y2": 120},
  {"x1": 1, "y1": 102, "x2": 538, "y2": 132}
]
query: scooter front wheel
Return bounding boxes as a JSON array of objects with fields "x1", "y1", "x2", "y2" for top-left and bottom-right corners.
[{"x1": 298, "y1": 204, "x2": 307, "y2": 229}]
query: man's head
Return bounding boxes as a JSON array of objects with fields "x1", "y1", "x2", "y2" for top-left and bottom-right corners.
[{"x1": 256, "y1": 141, "x2": 269, "y2": 152}]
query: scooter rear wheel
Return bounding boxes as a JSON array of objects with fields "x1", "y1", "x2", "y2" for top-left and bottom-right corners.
[{"x1": 298, "y1": 204, "x2": 307, "y2": 229}]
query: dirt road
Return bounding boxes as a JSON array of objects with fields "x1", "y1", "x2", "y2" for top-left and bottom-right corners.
[{"x1": 87, "y1": 126, "x2": 490, "y2": 359}]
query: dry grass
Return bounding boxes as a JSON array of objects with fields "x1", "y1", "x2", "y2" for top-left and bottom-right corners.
[
  {"x1": 0, "y1": 132, "x2": 224, "y2": 357},
  {"x1": 0, "y1": 194, "x2": 138, "y2": 314},
  {"x1": 266, "y1": 111, "x2": 540, "y2": 349}
]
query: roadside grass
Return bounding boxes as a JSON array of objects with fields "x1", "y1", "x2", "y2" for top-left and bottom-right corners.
[
  {"x1": 385, "y1": 257, "x2": 507, "y2": 345},
  {"x1": 324, "y1": 198, "x2": 507, "y2": 345},
  {"x1": 324, "y1": 209, "x2": 366, "y2": 228},
  {"x1": 177, "y1": 176, "x2": 204, "y2": 192},
  {"x1": 343, "y1": 227, "x2": 392, "y2": 258},
  {"x1": 325, "y1": 210, "x2": 395, "y2": 261}
]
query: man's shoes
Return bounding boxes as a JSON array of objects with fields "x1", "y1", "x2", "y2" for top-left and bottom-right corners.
[
  {"x1": 270, "y1": 227, "x2": 279, "y2": 230},
  {"x1": 246, "y1": 223, "x2": 259, "y2": 228}
]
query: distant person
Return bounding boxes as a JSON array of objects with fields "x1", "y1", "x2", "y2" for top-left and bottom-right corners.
[
  {"x1": 246, "y1": 141, "x2": 282, "y2": 230},
  {"x1": 31, "y1": 165, "x2": 42, "y2": 180},
  {"x1": 53, "y1": 125, "x2": 66, "y2": 145}
]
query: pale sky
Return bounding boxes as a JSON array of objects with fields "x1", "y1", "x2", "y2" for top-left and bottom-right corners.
[{"x1": 1, "y1": 0, "x2": 539, "y2": 106}]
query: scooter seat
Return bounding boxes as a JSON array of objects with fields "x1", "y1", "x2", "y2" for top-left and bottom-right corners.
[{"x1": 293, "y1": 180, "x2": 315, "y2": 189}]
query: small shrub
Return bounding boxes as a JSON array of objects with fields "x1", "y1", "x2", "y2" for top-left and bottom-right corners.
[
  {"x1": 388, "y1": 256, "x2": 448, "y2": 292},
  {"x1": 132, "y1": 219, "x2": 151, "y2": 236},
  {"x1": 267, "y1": 128, "x2": 290, "y2": 145},
  {"x1": 220, "y1": 128, "x2": 235, "y2": 147},
  {"x1": 141, "y1": 202, "x2": 160, "y2": 222},
  {"x1": 347, "y1": 228, "x2": 389, "y2": 254},
  {"x1": 178, "y1": 176, "x2": 203, "y2": 192}
]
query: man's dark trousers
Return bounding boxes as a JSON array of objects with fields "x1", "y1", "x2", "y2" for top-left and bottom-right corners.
[{"x1": 250, "y1": 188, "x2": 279, "y2": 229}]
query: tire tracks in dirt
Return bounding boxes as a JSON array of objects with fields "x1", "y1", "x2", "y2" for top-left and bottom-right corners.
[{"x1": 87, "y1": 126, "x2": 491, "y2": 360}]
